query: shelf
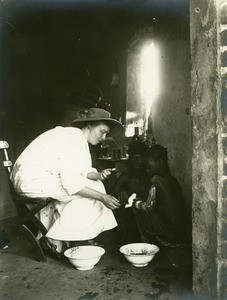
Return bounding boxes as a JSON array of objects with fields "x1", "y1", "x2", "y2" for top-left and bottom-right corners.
[{"x1": 97, "y1": 157, "x2": 128, "y2": 163}]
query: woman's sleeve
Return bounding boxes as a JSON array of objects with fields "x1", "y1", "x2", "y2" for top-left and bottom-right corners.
[{"x1": 59, "y1": 133, "x2": 92, "y2": 195}]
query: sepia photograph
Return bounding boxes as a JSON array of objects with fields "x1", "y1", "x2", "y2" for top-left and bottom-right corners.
[{"x1": 0, "y1": 0, "x2": 226, "y2": 299}]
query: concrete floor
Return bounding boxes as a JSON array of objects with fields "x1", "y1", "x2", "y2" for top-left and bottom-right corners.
[{"x1": 0, "y1": 229, "x2": 195, "y2": 300}]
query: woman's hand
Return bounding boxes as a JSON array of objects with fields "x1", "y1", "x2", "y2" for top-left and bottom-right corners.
[
  {"x1": 76, "y1": 187, "x2": 120, "y2": 210},
  {"x1": 87, "y1": 169, "x2": 115, "y2": 181},
  {"x1": 99, "y1": 168, "x2": 115, "y2": 181},
  {"x1": 101, "y1": 194, "x2": 121, "y2": 210}
]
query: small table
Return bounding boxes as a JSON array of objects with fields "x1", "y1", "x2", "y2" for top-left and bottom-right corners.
[{"x1": 97, "y1": 157, "x2": 128, "y2": 173}]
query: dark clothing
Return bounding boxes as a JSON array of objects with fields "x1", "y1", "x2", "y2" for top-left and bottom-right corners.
[
  {"x1": 111, "y1": 170, "x2": 149, "y2": 201},
  {"x1": 110, "y1": 170, "x2": 149, "y2": 245},
  {"x1": 136, "y1": 174, "x2": 189, "y2": 245}
]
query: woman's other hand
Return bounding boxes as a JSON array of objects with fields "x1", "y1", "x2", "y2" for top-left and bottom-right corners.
[
  {"x1": 87, "y1": 169, "x2": 115, "y2": 181},
  {"x1": 100, "y1": 168, "x2": 114, "y2": 181},
  {"x1": 102, "y1": 194, "x2": 121, "y2": 210}
]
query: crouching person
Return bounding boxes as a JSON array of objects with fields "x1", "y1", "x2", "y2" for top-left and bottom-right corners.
[
  {"x1": 10, "y1": 108, "x2": 122, "y2": 259},
  {"x1": 133, "y1": 145, "x2": 191, "y2": 267}
]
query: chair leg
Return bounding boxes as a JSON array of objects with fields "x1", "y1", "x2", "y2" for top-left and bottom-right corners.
[
  {"x1": 15, "y1": 202, "x2": 48, "y2": 236},
  {"x1": 19, "y1": 224, "x2": 46, "y2": 262},
  {"x1": 24, "y1": 215, "x2": 48, "y2": 236}
]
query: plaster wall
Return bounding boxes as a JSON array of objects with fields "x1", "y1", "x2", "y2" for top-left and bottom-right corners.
[
  {"x1": 151, "y1": 17, "x2": 192, "y2": 212},
  {"x1": 190, "y1": 0, "x2": 221, "y2": 298}
]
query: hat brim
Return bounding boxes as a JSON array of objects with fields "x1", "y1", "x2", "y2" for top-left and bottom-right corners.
[{"x1": 71, "y1": 117, "x2": 124, "y2": 137}]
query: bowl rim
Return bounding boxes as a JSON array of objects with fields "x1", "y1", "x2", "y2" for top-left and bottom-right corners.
[
  {"x1": 64, "y1": 245, "x2": 105, "y2": 259},
  {"x1": 119, "y1": 242, "x2": 159, "y2": 256}
]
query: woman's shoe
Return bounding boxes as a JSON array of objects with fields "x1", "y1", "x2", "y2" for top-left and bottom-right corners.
[
  {"x1": 87, "y1": 239, "x2": 105, "y2": 247},
  {"x1": 39, "y1": 237, "x2": 65, "y2": 261}
]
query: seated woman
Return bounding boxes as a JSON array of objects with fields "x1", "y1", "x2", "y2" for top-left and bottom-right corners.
[
  {"x1": 10, "y1": 108, "x2": 122, "y2": 259},
  {"x1": 133, "y1": 144, "x2": 190, "y2": 248},
  {"x1": 109, "y1": 140, "x2": 149, "y2": 245}
]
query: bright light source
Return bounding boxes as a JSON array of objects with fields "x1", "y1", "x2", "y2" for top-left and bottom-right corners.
[
  {"x1": 140, "y1": 42, "x2": 159, "y2": 120},
  {"x1": 125, "y1": 118, "x2": 144, "y2": 137},
  {"x1": 126, "y1": 111, "x2": 138, "y2": 120}
]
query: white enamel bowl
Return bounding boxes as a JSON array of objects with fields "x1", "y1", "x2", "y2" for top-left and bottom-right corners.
[
  {"x1": 119, "y1": 243, "x2": 159, "y2": 267},
  {"x1": 64, "y1": 245, "x2": 105, "y2": 270}
]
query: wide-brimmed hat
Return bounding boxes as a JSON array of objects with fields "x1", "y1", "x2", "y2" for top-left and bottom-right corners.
[{"x1": 71, "y1": 107, "x2": 123, "y2": 136}]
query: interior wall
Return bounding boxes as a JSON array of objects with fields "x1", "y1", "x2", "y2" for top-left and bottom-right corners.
[
  {"x1": 151, "y1": 16, "x2": 191, "y2": 213},
  {"x1": 190, "y1": 0, "x2": 223, "y2": 298},
  {"x1": 0, "y1": 4, "x2": 192, "y2": 231},
  {"x1": 0, "y1": 2, "x2": 190, "y2": 166},
  {"x1": 0, "y1": 3, "x2": 130, "y2": 158}
]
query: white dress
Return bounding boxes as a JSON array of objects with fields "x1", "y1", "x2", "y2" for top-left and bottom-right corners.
[{"x1": 10, "y1": 126, "x2": 117, "y2": 241}]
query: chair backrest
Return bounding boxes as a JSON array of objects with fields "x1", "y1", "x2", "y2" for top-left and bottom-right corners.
[
  {"x1": 0, "y1": 140, "x2": 12, "y2": 173},
  {"x1": 0, "y1": 140, "x2": 19, "y2": 229}
]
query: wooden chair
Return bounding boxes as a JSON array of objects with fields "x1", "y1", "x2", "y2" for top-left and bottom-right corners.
[{"x1": 0, "y1": 140, "x2": 53, "y2": 261}]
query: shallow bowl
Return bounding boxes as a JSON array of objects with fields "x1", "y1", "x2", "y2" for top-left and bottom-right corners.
[
  {"x1": 64, "y1": 245, "x2": 105, "y2": 270},
  {"x1": 119, "y1": 243, "x2": 159, "y2": 267}
]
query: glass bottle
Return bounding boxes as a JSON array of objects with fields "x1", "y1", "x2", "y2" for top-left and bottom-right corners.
[{"x1": 132, "y1": 126, "x2": 141, "y2": 143}]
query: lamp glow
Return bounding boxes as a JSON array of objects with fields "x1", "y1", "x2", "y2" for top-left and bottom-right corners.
[{"x1": 140, "y1": 42, "x2": 159, "y2": 121}]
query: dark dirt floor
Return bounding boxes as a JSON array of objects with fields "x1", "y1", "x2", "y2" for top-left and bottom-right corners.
[{"x1": 0, "y1": 229, "x2": 195, "y2": 300}]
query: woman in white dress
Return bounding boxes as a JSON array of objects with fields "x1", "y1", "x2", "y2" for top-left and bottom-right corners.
[{"x1": 10, "y1": 108, "x2": 123, "y2": 258}]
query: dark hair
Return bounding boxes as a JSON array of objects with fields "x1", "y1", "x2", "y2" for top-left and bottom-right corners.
[
  {"x1": 128, "y1": 141, "x2": 148, "y2": 157},
  {"x1": 147, "y1": 145, "x2": 168, "y2": 162}
]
